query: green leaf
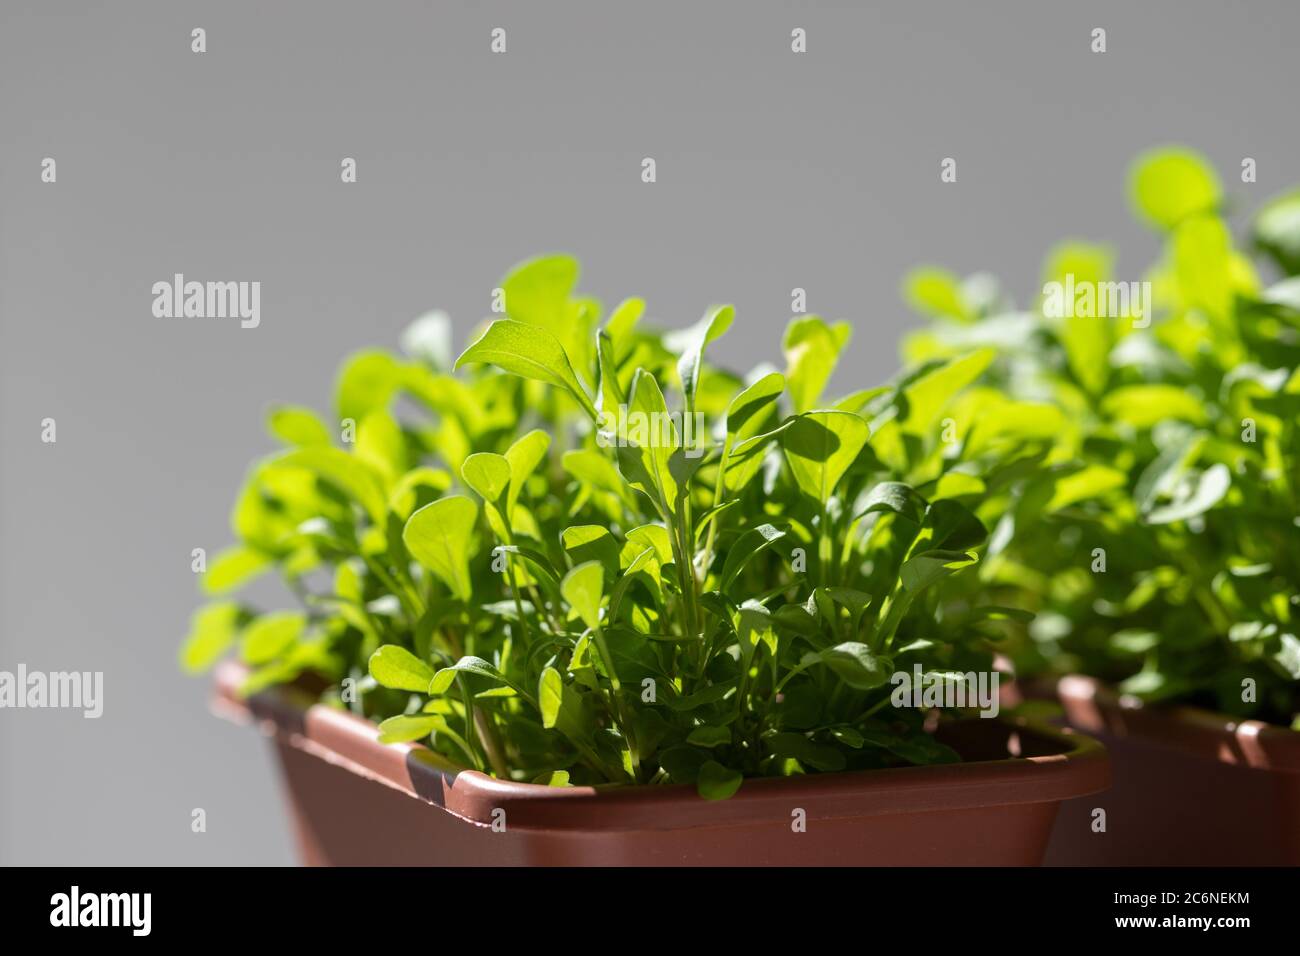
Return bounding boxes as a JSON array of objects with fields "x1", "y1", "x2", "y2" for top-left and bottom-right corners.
[
  {"x1": 201, "y1": 545, "x2": 271, "y2": 595},
  {"x1": 900, "y1": 549, "x2": 978, "y2": 592},
  {"x1": 784, "y1": 316, "x2": 852, "y2": 413},
  {"x1": 781, "y1": 410, "x2": 871, "y2": 504},
  {"x1": 240, "y1": 611, "x2": 306, "y2": 665},
  {"x1": 388, "y1": 467, "x2": 453, "y2": 518},
  {"x1": 335, "y1": 350, "x2": 401, "y2": 424},
  {"x1": 687, "y1": 725, "x2": 732, "y2": 748},
  {"x1": 725, "y1": 372, "x2": 785, "y2": 448},
  {"x1": 1101, "y1": 384, "x2": 1207, "y2": 428},
  {"x1": 1045, "y1": 464, "x2": 1126, "y2": 512},
  {"x1": 856, "y1": 481, "x2": 925, "y2": 523},
  {"x1": 903, "y1": 267, "x2": 971, "y2": 322},
  {"x1": 377, "y1": 714, "x2": 446, "y2": 744},
  {"x1": 1274, "y1": 634, "x2": 1300, "y2": 681},
  {"x1": 625, "y1": 524, "x2": 674, "y2": 564},
  {"x1": 1144, "y1": 463, "x2": 1231, "y2": 525},
  {"x1": 561, "y1": 525, "x2": 621, "y2": 579},
  {"x1": 1254, "y1": 188, "x2": 1300, "y2": 275},
  {"x1": 505, "y1": 429, "x2": 550, "y2": 515},
  {"x1": 355, "y1": 410, "x2": 407, "y2": 486},
  {"x1": 562, "y1": 561, "x2": 605, "y2": 631},
  {"x1": 369, "y1": 645, "x2": 436, "y2": 692},
  {"x1": 461, "y1": 452, "x2": 512, "y2": 506},
  {"x1": 492, "y1": 544, "x2": 563, "y2": 593},
  {"x1": 1129, "y1": 147, "x2": 1221, "y2": 230},
  {"x1": 403, "y1": 496, "x2": 478, "y2": 601},
  {"x1": 807, "y1": 642, "x2": 893, "y2": 690},
  {"x1": 537, "y1": 666, "x2": 587, "y2": 740},
  {"x1": 455, "y1": 319, "x2": 597, "y2": 419},
  {"x1": 279, "y1": 447, "x2": 388, "y2": 523},
  {"x1": 563, "y1": 448, "x2": 632, "y2": 503},
  {"x1": 696, "y1": 760, "x2": 743, "y2": 800},
  {"x1": 430, "y1": 656, "x2": 524, "y2": 697},
  {"x1": 676, "y1": 305, "x2": 735, "y2": 413},
  {"x1": 765, "y1": 731, "x2": 848, "y2": 771},
  {"x1": 719, "y1": 523, "x2": 787, "y2": 590},
  {"x1": 268, "y1": 405, "x2": 332, "y2": 447},
  {"x1": 723, "y1": 421, "x2": 792, "y2": 494},
  {"x1": 179, "y1": 602, "x2": 242, "y2": 673},
  {"x1": 614, "y1": 369, "x2": 679, "y2": 514},
  {"x1": 898, "y1": 349, "x2": 994, "y2": 435},
  {"x1": 501, "y1": 254, "x2": 579, "y2": 327},
  {"x1": 595, "y1": 326, "x2": 626, "y2": 416},
  {"x1": 1044, "y1": 242, "x2": 1118, "y2": 394},
  {"x1": 1173, "y1": 214, "x2": 1233, "y2": 319},
  {"x1": 919, "y1": 499, "x2": 986, "y2": 551},
  {"x1": 539, "y1": 666, "x2": 564, "y2": 729}
]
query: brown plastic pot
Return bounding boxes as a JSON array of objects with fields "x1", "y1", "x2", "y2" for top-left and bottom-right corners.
[
  {"x1": 1044, "y1": 675, "x2": 1300, "y2": 866},
  {"x1": 212, "y1": 661, "x2": 1109, "y2": 866}
]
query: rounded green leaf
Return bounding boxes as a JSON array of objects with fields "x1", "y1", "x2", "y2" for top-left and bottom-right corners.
[
  {"x1": 781, "y1": 410, "x2": 871, "y2": 504},
  {"x1": 897, "y1": 348, "x2": 994, "y2": 436},
  {"x1": 725, "y1": 372, "x2": 785, "y2": 446},
  {"x1": 268, "y1": 405, "x2": 332, "y2": 447},
  {"x1": 719, "y1": 523, "x2": 787, "y2": 590},
  {"x1": 783, "y1": 316, "x2": 852, "y2": 413},
  {"x1": 403, "y1": 496, "x2": 478, "y2": 601},
  {"x1": 335, "y1": 349, "x2": 402, "y2": 424},
  {"x1": 179, "y1": 602, "x2": 242, "y2": 673},
  {"x1": 539, "y1": 666, "x2": 563, "y2": 729},
  {"x1": 377, "y1": 714, "x2": 447, "y2": 744},
  {"x1": 504, "y1": 429, "x2": 551, "y2": 514},
  {"x1": 241, "y1": 611, "x2": 306, "y2": 666},
  {"x1": 279, "y1": 446, "x2": 388, "y2": 523},
  {"x1": 696, "y1": 760, "x2": 743, "y2": 800},
  {"x1": 561, "y1": 561, "x2": 605, "y2": 631},
  {"x1": 902, "y1": 267, "x2": 970, "y2": 322},
  {"x1": 899, "y1": 550, "x2": 978, "y2": 593},
  {"x1": 461, "y1": 452, "x2": 512, "y2": 505},
  {"x1": 1129, "y1": 147, "x2": 1220, "y2": 230},
  {"x1": 812, "y1": 642, "x2": 893, "y2": 690},
  {"x1": 430, "y1": 656, "x2": 522, "y2": 697},
  {"x1": 454, "y1": 319, "x2": 596, "y2": 419},
  {"x1": 561, "y1": 525, "x2": 620, "y2": 579},
  {"x1": 500, "y1": 254, "x2": 579, "y2": 327},
  {"x1": 687, "y1": 726, "x2": 732, "y2": 748},
  {"x1": 1101, "y1": 384, "x2": 1208, "y2": 429},
  {"x1": 369, "y1": 645, "x2": 436, "y2": 692},
  {"x1": 201, "y1": 545, "x2": 271, "y2": 595}
]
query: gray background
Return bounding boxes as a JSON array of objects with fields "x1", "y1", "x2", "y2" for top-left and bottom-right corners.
[{"x1": 1, "y1": 0, "x2": 1297, "y2": 865}]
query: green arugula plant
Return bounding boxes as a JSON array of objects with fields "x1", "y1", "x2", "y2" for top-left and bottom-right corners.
[
  {"x1": 902, "y1": 147, "x2": 1300, "y2": 728},
  {"x1": 182, "y1": 256, "x2": 1042, "y2": 796}
]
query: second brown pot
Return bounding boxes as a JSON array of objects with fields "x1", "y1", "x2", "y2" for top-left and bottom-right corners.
[{"x1": 1043, "y1": 675, "x2": 1300, "y2": 866}]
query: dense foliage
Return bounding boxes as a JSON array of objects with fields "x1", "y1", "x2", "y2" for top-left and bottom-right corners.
[
  {"x1": 182, "y1": 256, "x2": 1038, "y2": 795},
  {"x1": 902, "y1": 147, "x2": 1300, "y2": 727}
]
